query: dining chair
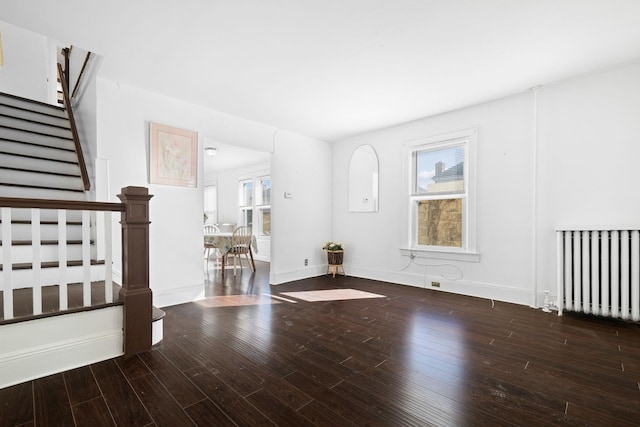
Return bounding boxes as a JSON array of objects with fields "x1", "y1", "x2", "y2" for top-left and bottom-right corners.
[
  {"x1": 204, "y1": 224, "x2": 220, "y2": 263},
  {"x1": 222, "y1": 226, "x2": 255, "y2": 276}
]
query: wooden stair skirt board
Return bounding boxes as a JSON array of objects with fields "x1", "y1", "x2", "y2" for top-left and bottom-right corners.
[
  {"x1": 0, "y1": 306, "x2": 124, "y2": 389},
  {"x1": 0, "y1": 300, "x2": 165, "y2": 390}
]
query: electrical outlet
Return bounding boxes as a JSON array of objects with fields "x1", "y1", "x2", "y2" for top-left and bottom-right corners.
[
  {"x1": 431, "y1": 281, "x2": 441, "y2": 288},
  {"x1": 304, "y1": 258, "x2": 308, "y2": 266}
]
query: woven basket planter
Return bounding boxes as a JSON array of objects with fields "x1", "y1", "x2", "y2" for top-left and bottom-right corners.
[{"x1": 327, "y1": 250, "x2": 344, "y2": 265}]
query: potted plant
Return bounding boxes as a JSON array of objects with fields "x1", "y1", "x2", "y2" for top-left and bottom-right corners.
[{"x1": 323, "y1": 241, "x2": 345, "y2": 266}]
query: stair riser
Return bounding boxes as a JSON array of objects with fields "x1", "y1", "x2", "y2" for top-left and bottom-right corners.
[
  {"x1": 0, "y1": 116, "x2": 73, "y2": 140},
  {"x1": 0, "y1": 185, "x2": 85, "y2": 200},
  {"x1": 0, "y1": 140, "x2": 78, "y2": 163},
  {"x1": 0, "y1": 264, "x2": 106, "y2": 289},
  {"x1": 3, "y1": 244, "x2": 90, "y2": 264},
  {"x1": 0, "y1": 224, "x2": 84, "y2": 241},
  {"x1": 0, "y1": 169, "x2": 84, "y2": 191},
  {"x1": 0, "y1": 95, "x2": 67, "y2": 119},
  {"x1": 0, "y1": 105, "x2": 70, "y2": 128},
  {"x1": 0, "y1": 128, "x2": 75, "y2": 150},
  {"x1": 0, "y1": 153, "x2": 80, "y2": 176}
]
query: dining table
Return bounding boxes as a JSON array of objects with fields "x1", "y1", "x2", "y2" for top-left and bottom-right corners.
[{"x1": 204, "y1": 231, "x2": 258, "y2": 271}]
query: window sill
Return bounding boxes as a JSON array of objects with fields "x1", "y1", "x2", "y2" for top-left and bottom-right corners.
[{"x1": 400, "y1": 248, "x2": 480, "y2": 262}]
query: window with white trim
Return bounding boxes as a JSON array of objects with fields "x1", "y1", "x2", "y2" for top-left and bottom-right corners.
[
  {"x1": 203, "y1": 185, "x2": 217, "y2": 224},
  {"x1": 406, "y1": 128, "x2": 477, "y2": 258},
  {"x1": 256, "y1": 176, "x2": 271, "y2": 236},
  {"x1": 239, "y1": 179, "x2": 253, "y2": 228}
]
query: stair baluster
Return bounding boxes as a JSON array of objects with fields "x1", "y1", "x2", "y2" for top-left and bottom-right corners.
[
  {"x1": 31, "y1": 208, "x2": 42, "y2": 315},
  {"x1": 1, "y1": 207, "x2": 13, "y2": 318}
]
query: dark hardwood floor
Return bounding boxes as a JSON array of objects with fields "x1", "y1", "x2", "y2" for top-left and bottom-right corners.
[{"x1": 2, "y1": 259, "x2": 640, "y2": 426}]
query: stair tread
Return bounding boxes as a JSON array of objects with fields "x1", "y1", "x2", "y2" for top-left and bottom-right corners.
[
  {"x1": 2, "y1": 240, "x2": 92, "y2": 245},
  {"x1": 0, "y1": 112, "x2": 70, "y2": 131},
  {"x1": 0, "y1": 122, "x2": 73, "y2": 140},
  {"x1": 0, "y1": 184, "x2": 87, "y2": 200},
  {"x1": 0, "y1": 259, "x2": 105, "y2": 271},
  {"x1": 0, "y1": 280, "x2": 122, "y2": 325},
  {"x1": 0, "y1": 135, "x2": 76, "y2": 157},
  {"x1": 0, "y1": 182, "x2": 85, "y2": 193},
  {"x1": 0, "y1": 165, "x2": 81, "y2": 178},
  {"x1": 0, "y1": 220, "x2": 83, "y2": 225},
  {"x1": 0, "y1": 149, "x2": 78, "y2": 164},
  {"x1": 0, "y1": 91, "x2": 67, "y2": 114}
]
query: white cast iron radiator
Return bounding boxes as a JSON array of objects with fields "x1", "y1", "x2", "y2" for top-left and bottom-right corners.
[{"x1": 557, "y1": 228, "x2": 640, "y2": 321}]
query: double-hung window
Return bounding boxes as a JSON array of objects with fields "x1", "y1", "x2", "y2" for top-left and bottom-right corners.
[
  {"x1": 239, "y1": 179, "x2": 253, "y2": 228},
  {"x1": 405, "y1": 128, "x2": 478, "y2": 260},
  {"x1": 204, "y1": 185, "x2": 217, "y2": 224},
  {"x1": 256, "y1": 176, "x2": 271, "y2": 236},
  {"x1": 238, "y1": 175, "x2": 271, "y2": 236}
]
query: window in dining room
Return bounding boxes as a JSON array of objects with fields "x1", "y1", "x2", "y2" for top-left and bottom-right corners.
[
  {"x1": 256, "y1": 176, "x2": 271, "y2": 236},
  {"x1": 239, "y1": 179, "x2": 253, "y2": 228},
  {"x1": 204, "y1": 185, "x2": 217, "y2": 224}
]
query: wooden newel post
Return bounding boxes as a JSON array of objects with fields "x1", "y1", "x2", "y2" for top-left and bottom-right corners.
[{"x1": 117, "y1": 186, "x2": 153, "y2": 357}]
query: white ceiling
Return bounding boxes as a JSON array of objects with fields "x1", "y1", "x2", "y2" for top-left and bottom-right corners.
[
  {"x1": 2, "y1": 0, "x2": 640, "y2": 142},
  {"x1": 203, "y1": 140, "x2": 271, "y2": 171}
]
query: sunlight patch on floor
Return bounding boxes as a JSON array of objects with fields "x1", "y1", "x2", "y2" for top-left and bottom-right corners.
[
  {"x1": 279, "y1": 288, "x2": 386, "y2": 302},
  {"x1": 196, "y1": 294, "x2": 280, "y2": 307}
]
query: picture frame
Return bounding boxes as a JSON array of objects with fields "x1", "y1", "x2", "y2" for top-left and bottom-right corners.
[{"x1": 149, "y1": 122, "x2": 198, "y2": 187}]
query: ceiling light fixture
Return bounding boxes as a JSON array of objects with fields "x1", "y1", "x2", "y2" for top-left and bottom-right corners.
[{"x1": 204, "y1": 147, "x2": 218, "y2": 157}]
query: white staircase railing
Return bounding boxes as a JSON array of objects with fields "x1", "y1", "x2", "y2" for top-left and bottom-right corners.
[
  {"x1": 1, "y1": 186, "x2": 154, "y2": 358},
  {"x1": 0, "y1": 197, "x2": 122, "y2": 321}
]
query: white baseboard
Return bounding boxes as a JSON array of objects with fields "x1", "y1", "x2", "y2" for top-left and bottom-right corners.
[
  {"x1": 153, "y1": 282, "x2": 205, "y2": 308},
  {"x1": 270, "y1": 262, "x2": 532, "y2": 307},
  {"x1": 152, "y1": 317, "x2": 163, "y2": 345},
  {"x1": 113, "y1": 267, "x2": 122, "y2": 285},
  {"x1": 345, "y1": 264, "x2": 532, "y2": 306},
  {"x1": 0, "y1": 306, "x2": 124, "y2": 389},
  {"x1": 270, "y1": 265, "x2": 326, "y2": 285}
]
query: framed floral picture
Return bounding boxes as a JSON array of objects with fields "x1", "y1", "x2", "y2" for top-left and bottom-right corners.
[{"x1": 149, "y1": 122, "x2": 198, "y2": 187}]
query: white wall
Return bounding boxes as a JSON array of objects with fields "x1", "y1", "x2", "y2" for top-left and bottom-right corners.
[
  {"x1": 96, "y1": 79, "x2": 332, "y2": 301},
  {"x1": 96, "y1": 79, "x2": 278, "y2": 306},
  {"x1": 0, "y1": 21, "x2": 54, "y2": 103},
  {"x1": 331, "y1": 61, "x2": 640, "y2": 308},
  {"x1": 536, "y1": 62, "x2": 640, "y2": 301},
  {"x1": 271, "y1": 130, "x2": 333, "y2": 284},
  {"x1": 332, "y1": 93, "x2": 535, "y2": 305}
]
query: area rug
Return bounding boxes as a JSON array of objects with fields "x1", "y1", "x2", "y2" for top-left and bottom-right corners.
[
  {"x1": 195, "y1": 294, "x2": 280, "y2": 308},
  {"x1": 279, "y1": 288, "x2": 386, "y2": 302}
]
